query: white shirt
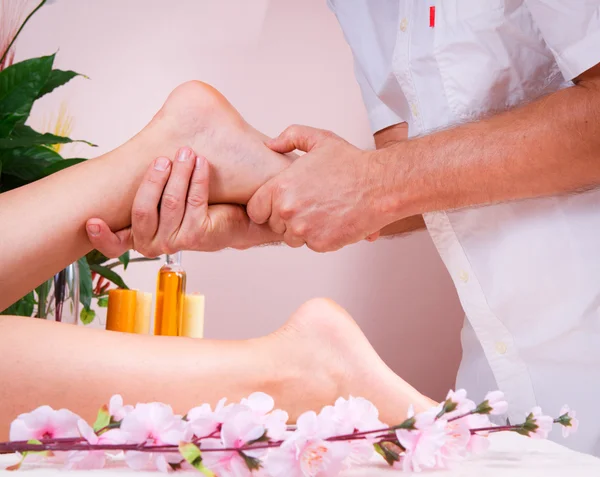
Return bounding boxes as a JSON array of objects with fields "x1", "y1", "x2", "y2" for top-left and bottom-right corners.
[{"x1": 328, "y1": 0, "x2": 600, "y2": 455}]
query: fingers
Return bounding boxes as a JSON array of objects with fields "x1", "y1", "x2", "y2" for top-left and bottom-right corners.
[
  {"x1": 131, "y1": 156, "x2": 171, "y2": 255},
  {"x1": 265, "y1": 125, "x2": 331, "y2": 154},
  {"x1": 86, "y1": 219, "x2": 133, "y2": 258},
  {"x1": 283, "y1": 228, "x2": 305, "y2": 248},
  {"x1": 156, "y1": 147, "x2": 196, "y2": 244},
  {"x1": 205, "y1": 204, "x2": 284, "y2": 251},
  {"x1": 178, "y1": 155, "x2": 210, "y2": 241},
  {"x1": 247, "y1": 181, "x2": 274, "y2": 225}
]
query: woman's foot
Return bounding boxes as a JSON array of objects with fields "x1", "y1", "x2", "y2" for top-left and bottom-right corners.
[
  {"x1": 148, "y1": 81, "x2": 292, "y2": 204},
  {"x1": 264, "y1": 298, "x2": 435, "y2": 425}
]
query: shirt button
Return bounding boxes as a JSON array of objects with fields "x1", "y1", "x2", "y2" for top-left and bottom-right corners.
[
  {"x1": 400, "y1": 18, "x2": 408, "y2": 32},
  {"x1": 495, "y1": 342, "x2": 507, "y2": 355},
  {"x1": 458, "y1": 270, "x2": 469, "y2": 283}
]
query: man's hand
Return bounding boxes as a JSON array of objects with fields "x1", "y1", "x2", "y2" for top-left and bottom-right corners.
[
  {"x1": 85, "y1": 147, "x2": 281, "y2": 257},
  {"x1": 247, "y1": 126, "x2": 401, "y2": 252}
]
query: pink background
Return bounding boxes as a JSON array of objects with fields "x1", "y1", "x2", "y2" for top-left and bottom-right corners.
[{"x1": 16, "y1": 0, "x2": 464, "y2": 401}]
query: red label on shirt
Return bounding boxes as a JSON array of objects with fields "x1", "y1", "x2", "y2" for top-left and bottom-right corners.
[{"x1": 430, "y1": 6, "x2": 435, "y2": 27}]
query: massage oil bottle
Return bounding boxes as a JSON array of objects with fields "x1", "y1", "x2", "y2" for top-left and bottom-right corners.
[{"x1": 154, "y1": 252, "x2": 187, "y2": 336}]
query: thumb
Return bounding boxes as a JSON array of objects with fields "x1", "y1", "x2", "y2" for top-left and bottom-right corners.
[
  {"x1": 266, "y1": 125, "x2": 332, "y2": 154},
  {"x1": 247, "y1": 181, "x2": 274, "y2": 225},
  {"x1": 86, "y1": 219, "x2": 133, "y2": 258}
]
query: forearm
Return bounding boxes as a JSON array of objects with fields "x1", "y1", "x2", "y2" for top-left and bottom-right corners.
[
  {"x1": 390, "y1": 73, "x2": 600, "y2": 216},
  {"x1": 0, "y1": 315, "x2": 272, "y2": 440},
  {"x1": 373, "y1": 123, "x2": 426, "y2": 237}
]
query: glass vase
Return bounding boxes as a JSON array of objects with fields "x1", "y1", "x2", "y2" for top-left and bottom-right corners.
[{"x1": 36, "y1": 262, "x2": 80, "y2": 324}]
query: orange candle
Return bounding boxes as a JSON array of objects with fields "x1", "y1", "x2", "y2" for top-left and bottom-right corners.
[{"x1": 106, "y1": 289, "x2": 137, "y2": 333}]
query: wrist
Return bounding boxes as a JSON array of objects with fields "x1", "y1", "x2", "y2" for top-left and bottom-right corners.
[{"x1": 370, "y1": 145, "x2": 422, "y2": 222}]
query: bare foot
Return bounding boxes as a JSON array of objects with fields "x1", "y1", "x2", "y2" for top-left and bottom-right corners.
[
  {"x1": 267, "y1": 298, "x2": 435, "y2": 425},
  {"x1": 149, "y1": 81, "x2": 292, "y2": 204}
]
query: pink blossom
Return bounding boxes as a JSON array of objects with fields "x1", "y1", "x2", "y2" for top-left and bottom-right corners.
[
  {"x1": 483, "y1": 391, "x2": 509, "y2": 416},
  {"x1": 324, "y1": 396, "x2": 384, "y2": 434},
  {"x1": 64, "y1": 420, "x2": 126, "y2": 470},
  {"x1": 241, "y1": 393, "x2": 290, "y2": 441},
  {"x1": 187, "y1": 398, "x2": 229, "y2": 439},
  {"x1": 464, "y1": 413, "x2": 492, "y2": 454},
  {"x1": 442, "y1": 389, "x2": 475, "y2": 419},
  {"x1": 108, "y1": 394, "x2": 133, "y2": 422},
  {"x1": 435, "y1": 419, "x2": 470, "y2": 469},
  {"x1": 319, "y1": 397, "x2": 383, "y2": 464},
  {"x1": 9, "y1": 405, "x2": 80, "y2": 441},
  {"x1": 201, "y1": 408, "x2": 267, "y2": 477},
  {"x1": 395, "y1": 409, "x2": 447, "y2": 472},
  {"x1": 120, "y1": 403, "x2": 188, "y2": 472},
  {"x1": 266, "y1": 411, "x2": 350, "y2": 477},
  {"x1": 529, "y1": 407, "x2": 554, "y2": 439},
  {"x1": 559, "y1": 405, "x2": 579, "y2": 438},
  {"x1": 241, "y1": 392, "x2": 275, "y2": 415}
]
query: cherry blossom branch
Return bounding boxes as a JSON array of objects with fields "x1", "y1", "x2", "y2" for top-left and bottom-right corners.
[{"x1": 1, "y1": 391, "x2": 578, "y2": 475}]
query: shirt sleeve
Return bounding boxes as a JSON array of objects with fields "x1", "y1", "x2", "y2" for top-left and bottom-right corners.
[
  {"x1": 353, "y1": 63, "x2": 405, "y2": 133},
  {"x1": 525, "y1": 0, "x2": 600, "y2": 80},
  {"x1": 327, "y1": 0, "x2": 405, "y2": 134}
]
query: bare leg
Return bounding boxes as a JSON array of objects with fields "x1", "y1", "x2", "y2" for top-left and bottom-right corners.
[
  {"x1": 0, "y1": 81, "x2": 292, "y2": 308},
  {"x1": 0, "y1": 298, "x2": 433, "y2": 440}
]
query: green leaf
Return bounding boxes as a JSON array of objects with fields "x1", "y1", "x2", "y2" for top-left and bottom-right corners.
[
  {"x1": 80, "y1": 307, "x2": 96, "y2": 325},
  {"x1": 0, "y1": 124, "x2": 96, "y2": 149},
  {"x1": 0, "y1": 145, "x2": 62, "y2": 181},
  {"x1": 37, "y1": 69, "x2": 86, "y2": 99},
  {"x1": 77, "y1": 257, "x2": 93, "y2": 309},
  {"x1": 86, "y1": 249, "x2": 110, "y2": 266},
  {"x1": 0, "y1": 55, "x2": 55, "y2": 137},
  {"x1": 92, "y1": 405, "x2": 110, "y2": 432},
  {"x1": 179, "y1": 443, "x2": 214, "y2": 477},
  {"x1": 118, "y1": 251, "x2": 130, "y2": 270},
  {"x1": 97, "y1": 296, "x2": 109, "y2": 307},
  {"x1": 1, "y1": 292, "x2": 35, "y2": 316},
  {"x1": 40, "y1": 158, "x2": 87, "y2": 177},
  {"x1": 5, "y1": 439, "x2": 46, "y2": 471},
  {"x1": 89, "y1": 264, "x2": 129, "y2": 290}
]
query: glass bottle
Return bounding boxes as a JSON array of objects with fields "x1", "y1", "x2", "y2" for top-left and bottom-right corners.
[
  {"x1": 36, "y1": 262, "x2": 79, "y2": 324},
  {"x1": 154, "y1": 252, "x2": 186, "y2": 336}
]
